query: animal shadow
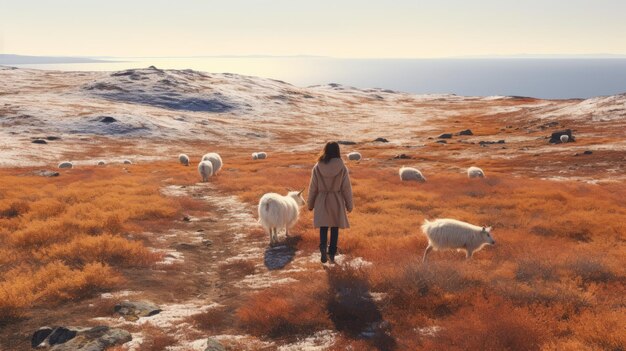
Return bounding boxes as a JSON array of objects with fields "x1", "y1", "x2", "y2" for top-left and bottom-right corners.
[
  {"x1": 264, "y1": 235, "x2": 301, "y2": 270},
  {"x1": 326, "y1": 265, "x2": 397, "y2": 351}
]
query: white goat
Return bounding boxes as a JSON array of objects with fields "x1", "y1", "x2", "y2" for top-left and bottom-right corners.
[
  {"x1": 560, "y1": 135, "x2": 569, "y2": 143},
  {"x1": 421, "y1": 218, "x2": 496, "y2": 262},
  {"x1": 58, "y1": 161, "x2": 73, "y2": 169},
  {"x1": 252, "y1": 152, "x2": 268, "y2": 160},
  {"x1": 202, "y1": 153, "x2": 222, "y2": 174},
  {"x1": 258, "y1": 190, "x2": 306, "y2": 246},
  {"x1": 399, "y1": 166, "x2": 426, "y2": 182},
  {"x1": 467, "y1": 166, "x2": 485, "y2": 178},
  {"x1": 198, "y1": 161, "x2": 214, "y2": 182},
  {"x1": 179, "y1": 154, "x2": 190, "y2": 166},
  {"x1": 347, "y1": 152, "x2": 362, "y2": 161}
]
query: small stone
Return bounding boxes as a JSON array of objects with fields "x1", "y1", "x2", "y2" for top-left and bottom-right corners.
[
  {"x1": 100, "y1": 116, "x2": 117, "y2": 123},
  {"x1": 337, "y1": 140, "x2": 357, "y2": 145},
  {"x1": 436, "y1": 140, "x2": 447, "y2": 144},
  {"x1": 393, "y1": 154, "x2": 411, "y2": 159},
  {"x1": 373, "y1": 137, "x2": 389, "y2": 143},
  {"x1": 114, "y1": 301, "x2": 161, "y2": 320},
  {"x1": 202, "y1": 239, "x2": 213, "y2": 246},
  {"x1": 458, "y1": 129, "x2": 473, "y2": 136},
  {"x1": 32, "y1": 139, "x2": 47, "y2": 144},
  {"x1": 438, "y1": 133, "x2": 453, "y2": 139},
  {"x1": 205, "y1": 338, "x2": 226, "y2": 351},
  {"x1": 34, "y1": 170, "x2": 60, "y2": 177},
  {"x1": 183, "y1": 216, "x2": 191, "y2": 222},
  {"x1": 583, "y1": 150, "x2": 593, "y2": 155}
]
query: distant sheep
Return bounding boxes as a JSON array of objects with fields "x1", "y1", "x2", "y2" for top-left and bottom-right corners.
[
  {"x1": 252, "y1": 152, "x2": 267, "y2": 160},
  {"x1": 179, "y1": 154, "x2": 190, "y2": 166},
  {"x1": 347, "y1": 152, "x2": 362, "y2": 161},
  {"x1": 97, "y1": 160, "x2": 106, "y2": 166},
  {"x1": 399, "y1": 166, "x2": 426, "y2": 182},
  {"x1": 123, "y1": 160, "x2": 133, "y2": 165},
  {"x1": 467, "y1": 166, "x2": 485, "y2": 178},
  {"x1": 421, "y1": 218, "x2": 496, "y2": 262},
  {"x1": 198, "y1": 161, "x2": 214, "y2": 182},
  {"x1": 560, "y1": 135, "x2": 569, "y2": 143},
  {"x1": 58, "y1": 161, "x2": 73, "y2": 169},
  {"x1": 258, "y1": 190, "x2": 306, "y2": 246},
  {"x1": 202, "y1": 153, "x2": 223, "y2": 174}
]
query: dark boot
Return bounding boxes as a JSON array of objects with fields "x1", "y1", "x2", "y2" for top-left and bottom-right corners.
[{"x1": 320, "y1": 246, "x2": 328, "y2": 263}]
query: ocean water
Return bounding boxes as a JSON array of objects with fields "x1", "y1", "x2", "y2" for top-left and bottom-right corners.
[{"x1": 10, "y1": 57, "x2": 626, "y2": 99}]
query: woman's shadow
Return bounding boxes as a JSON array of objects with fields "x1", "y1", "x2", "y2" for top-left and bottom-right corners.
[{"x1": 264, "y1": 235, "x2": 301, "y2": 270}]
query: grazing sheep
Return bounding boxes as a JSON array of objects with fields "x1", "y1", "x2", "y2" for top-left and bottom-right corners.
[
  {"x1": 252, "y1": 152, "x2": 268, "y2": 160},
  {"x1": 399, "y1": 166, "x2": 426, "y2": 182},
  {"x1": 560, "y1": 135, "x2": 569, "y2": 143},
  {"x1": 198, "y1": 161, "x2": 214, "y2": 182},
  {"x1": 58, "y1": 161, "x2": 73, "y2": 169},
  {"x1": 347, "y1": 152, "x2": 362, "y2": 161},
  {"x1": 202, "y1": 153, "x2": 223, "y2": 174},
  {"x1": 179, "y1": 154, "x2": 190, "y2": 166},
  {"x1": 467, "y1": 166, "x2": 485, "y2": 178},
  {"x1": 421, "y1": 218, "x2": 496, "y2": 262},
  {"x1": 123, "y1": 160, "x2": 133, "y2": 165},
  {"x1": 258, "y1": 190, "x2": 306, "y2": 246},
  {"x1": 97, "y1": 160, "x2": 106, "y2": 166}
]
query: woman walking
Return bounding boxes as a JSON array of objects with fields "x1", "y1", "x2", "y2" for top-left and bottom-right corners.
[{"x1": 307, "y1": 141, "x2": 353, "y2": 263}]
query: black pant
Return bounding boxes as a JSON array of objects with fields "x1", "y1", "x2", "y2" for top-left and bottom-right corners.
[{"x1": 320, "y1": 227, "x2": 339, "y2": 256}]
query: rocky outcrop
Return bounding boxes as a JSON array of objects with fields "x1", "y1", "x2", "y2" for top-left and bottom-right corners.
[
  {"x1": 31, "y1": 326, "x2": 131, "y2": 351},
  {"x1": 114, "y1": 300, "x2": 161, "y2": 321}
]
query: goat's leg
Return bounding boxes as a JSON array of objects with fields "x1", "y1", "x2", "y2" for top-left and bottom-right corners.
[
  {"x1": 422, "y1": 245, "x2": 432, "y2": 263},
  {"x1": 466, "y1": 249, "x2": 474, "y2": 260}
]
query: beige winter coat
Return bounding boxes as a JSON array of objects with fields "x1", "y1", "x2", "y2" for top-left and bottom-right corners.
[{"x1": 307, "y1": 158, "x2": 353, "y2": 228}]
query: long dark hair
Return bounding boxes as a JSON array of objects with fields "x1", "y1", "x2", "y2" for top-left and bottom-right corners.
[{"x1": 318, "y1": 141, "x2": 341, "y2": 163}]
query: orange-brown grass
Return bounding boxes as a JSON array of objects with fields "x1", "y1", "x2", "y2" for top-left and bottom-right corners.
[
  {"x1": 236, "y1": 275, "x2": 332, "y2": 338},
  {"x1": 215, "y1": 150, "x2": 626, "y2": 349},
  {"x1": 0, "y1": 164, "x2": 179, "y2": 322}
]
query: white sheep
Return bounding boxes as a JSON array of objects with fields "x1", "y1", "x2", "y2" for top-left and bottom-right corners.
[
  {"x1": 421, "y1": 218, "x2": 496, "y2": 262},
  {"x1": 252, "y1": 152, "x2": 268, "y2": 160},
  {"x1": 347, "y1": 152, "x2": 362, "y2": 161},
  {"x1": 58, "y1": 161, "x2": 73, "y2": 169},
  {"x1": 202, "y1": 153, "x2": 223, "y2": 174},
  {"x1": 560, "y1": 135, "x2": 569, "y2": 143},
  {"x1": 198, "y1": 161, "x2": 214, "y2": 182},
  {"x1": 123, "y1": 159, "x2": 133, "y2": 165},
  {"x1": 467, "y1": 166, "x2": 485, "y2": 178},
  {"x1": 399, "y1": 166, "x2": 426, "y2": 182},
  {"x1": 258, "y1": 190, "x2": 306, "y2": 246},
  {"x1": 179, "y1": 154, "x2": 190, "y2": 166},
  {"x1": 97, "y1": 160, "x2": 106, "y2": 166}
]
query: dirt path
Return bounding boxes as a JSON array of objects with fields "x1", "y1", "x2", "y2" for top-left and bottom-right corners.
[{"x1": 93, "y1": 183, "x2": 338, "y2": 350}]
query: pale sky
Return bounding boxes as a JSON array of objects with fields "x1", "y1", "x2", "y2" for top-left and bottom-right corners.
[{"x1": 1, "y1": 0, "x2": 625, "y2": 58}]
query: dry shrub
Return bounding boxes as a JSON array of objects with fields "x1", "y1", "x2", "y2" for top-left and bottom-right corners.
[
  {"x1": 236, "y1": 278, "x2": 331, "y2": 338},
  {"x1": 0, "y1": 165, "x2": 178, "y2": 322},
  {"x1": 188, "y1": 306, "x2": 231, "y2": 333},
  {"x1": 426, "y1": 296, "x2": 550, "y2": 351},
  {"x1": 138, "y1": 323, "x2": 178, "y2": 351},
  {"x1": 36, "y1": 234, "x2": 160, "y2": 267}
]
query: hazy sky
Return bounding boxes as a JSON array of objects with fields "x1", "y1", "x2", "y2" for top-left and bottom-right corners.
[{"x1": 1, "y1": 0, "x2": 625, "y2": 58}]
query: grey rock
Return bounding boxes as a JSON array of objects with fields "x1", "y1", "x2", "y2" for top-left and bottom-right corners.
[
  {"x1": 33, "y1": 326, "x2": 130, "y2": 351},
  {"x1": 438, "y1": 133, "x2": 453, "y2": 139},
  {"x1": 458, "y1": 129, "x2": 473, "y2": 136},
  {"x1": 34, "y1": 170, "x2": 60, "y2": 177},
  {"x1": 392, "y1": 154, "x2": 411, "y2": 159},
  {"x1": 549, "y1": 129, "x2": 575, "y2": 143},
  {"x1": 373, "y1": 137, "x2": 389, "y2": 143},
  {"x1": 337, "y1": 140, "x2": 357, "y2": 145},
  {"x1": 99, "y1": 116, "x2": 118, "y2": 123},
  {"x1": 114, "y1": 300, "x2": 161, "y2": 321},
  {"x1": 32, "y1": 139, "x2": 47, "y2": 144},
  {"x1": 205, "y1": 338, "x2": 226, "y2": 351}
]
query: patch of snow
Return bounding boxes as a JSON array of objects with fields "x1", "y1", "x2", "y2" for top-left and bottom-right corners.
[{"x1": 278, "y1": 330, "x2": 337, "y2": 351}]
